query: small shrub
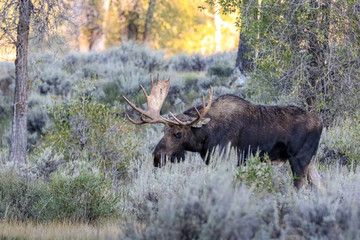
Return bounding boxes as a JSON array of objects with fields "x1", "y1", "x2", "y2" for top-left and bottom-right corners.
[
  {"x1": 234, "y1": 152, "x2": 275, "y2": 192},
  {"x1": 30, "y1": 147, "x2": 65, "y2": 180},
  {"x1": 27, "y1": 94, "x2": 51, "y2": 150},
  {"x1": 31, "y1": 54, "x2": 72, "y2": 97},
  {"x1": 0, "y1": 163, "x2": 121, "y2": 223},
  {"x1": 167, "y1": 53, "x2": 206, "y2": 72},
  {"x1": 42, "y1": 80, "x2": 141, "y2": 178},
  {"x1": 191, "y1": 53, "x2": 206, "y2": 71},
  {"x1": 167, "y1": 53, "x2": 194, "y2": 72},
  {"x1": 0, "y1": 104, "x2": 12, "y2": 148},
  {"x1": 107, "y1": 41, "x2": 164, "y2": 72},
  {"x1": 186, "y1": 88, "x2": 199, "y2": 103},
  {"x1": 46, "y1": 161, "x2": 120, "y2": 222},
  {"x1": 205, "y1": 51, "x2": 237, "y2": 68},
  {"x1": 322, "y1": 112, "x2": 360, "y2": 169},
  {"x1": 102, "y1": 81, "x2": 121, "y2": 105},
  {"x1": 207, "y1": 65, "x2": 233, "y2": 78},
  {"x1": 0, "y1": 169, "x2": 50, "y2": 221},
  {"x1": 184, "y1": 75, "x2": 198, "y2": 86}
]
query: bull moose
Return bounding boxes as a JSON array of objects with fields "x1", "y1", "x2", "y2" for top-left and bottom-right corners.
[{"x1": 122, "y1": 75, "x2": 323, "y2": 189}]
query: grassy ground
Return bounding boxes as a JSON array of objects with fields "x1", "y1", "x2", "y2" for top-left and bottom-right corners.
[{"x1": 0, "y1": 221, "x2": 122, "y2": 239}]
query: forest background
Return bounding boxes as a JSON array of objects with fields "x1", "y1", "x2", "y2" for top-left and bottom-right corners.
[{"x1": 0, "y1": 0, "x2": 360, "y2": 239}]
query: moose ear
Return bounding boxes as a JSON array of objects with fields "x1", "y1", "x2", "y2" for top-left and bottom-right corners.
[{"x1": 191, "y1": 118, "x2": 211, "y2": 128}]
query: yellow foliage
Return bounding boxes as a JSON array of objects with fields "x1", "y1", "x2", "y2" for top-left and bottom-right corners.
[
  {"x1": 88, "y1": 0, "x2": 238, "y2": 54},
  {"x1": 0, "y1": 0, "x2": 238, "y2": 56},
  {"x1": 150, "y1": 0, "x2": 238, "y2": 54}
]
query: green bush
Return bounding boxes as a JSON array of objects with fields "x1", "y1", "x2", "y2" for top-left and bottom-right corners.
[
  {"x1": 0, "y1": 104, "x2": 11, "y2": 148},
  {"x1": 41, "y1": 80, "x2": 140, "y2": 178},
  {"x1": 0, "y1": 165, "x2": 121, "y2": 223},
  {"x1": 102, "y1": 81, "x2": 121, "y2": 105},
  {"x1": 46, "y1": 161, "x2": 120, "y2": 222},
  {"x1": 234, "y1": 153, "x2": 275, "y2": 192},
  {"x1": 325, "y1": 112, "x2": 360, "y2": 169},
  {"x1": 0, "y1": 169, "x2": 50, "y2": 221},
  {"x1": 207, "y1": 65, "x2": 233, "y2": 78}
]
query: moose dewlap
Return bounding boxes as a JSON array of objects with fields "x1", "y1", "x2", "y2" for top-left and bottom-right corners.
[{"x1": 122, "y1": 75, "x2": 323, "y2": 189}]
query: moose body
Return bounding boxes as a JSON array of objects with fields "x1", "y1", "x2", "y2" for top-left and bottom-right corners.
[{"x1": 123, "y1": 76, "x2": 323, "y2": 189}]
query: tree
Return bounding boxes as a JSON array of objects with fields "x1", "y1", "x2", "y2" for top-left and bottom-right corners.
[
  {"x1": 235, "y1": 32, "x2": 252, "y2": 74},
  {"x1": 143, "y1": 0, "x2": 156, "y2": 42},
  {"x1": 234, "y1": 0, "x2": 253, "y2": 75},
  {"x1": 0, "y1": 0, "x2": 70, "y2": 167},
  {"x1": 206, "y1": 0, "x2": 360, "y2": 125},
  {"x1": 76, "y1": 0, "x2": 111, "y2": 51},
  {"x1": 206, "y1": 0, "x2": 254, "y2": 74},
  {"x1": 113, "y1": 0, "x2": 142, "y2": 42}
]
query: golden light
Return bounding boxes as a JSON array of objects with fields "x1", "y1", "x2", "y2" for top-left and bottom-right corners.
[{"x1": 0, "y1": 45, "x2": 16, "y2": 62}]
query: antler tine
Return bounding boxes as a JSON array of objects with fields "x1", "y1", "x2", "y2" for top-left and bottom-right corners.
[
  {"x1": 150, "y1": 75, "x2": 154, "y2": 88},
  {"x1": 140, "y1": 85, "x2": 148, "y2": 97},
  {"x1": 165, "y1": 86, "x2": 213, "y2": 126},
  {"x1": 167, "y1": 112, "x2": 187, "y2": 125},
  {"x1": 126, "y1": 113, "x2": 146, "y2": 125},
  {"x1": 122, "y1": 94, "x2": 146, "y2": 114}
]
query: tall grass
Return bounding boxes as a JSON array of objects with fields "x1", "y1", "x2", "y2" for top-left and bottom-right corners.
[{"x1": 120, "y1": 148, "x2": 360, "y2": 239}]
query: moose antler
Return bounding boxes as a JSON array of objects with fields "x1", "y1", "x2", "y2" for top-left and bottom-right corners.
[{"x1": 122, "y1": 74, "x2": 213, "y2": 126}]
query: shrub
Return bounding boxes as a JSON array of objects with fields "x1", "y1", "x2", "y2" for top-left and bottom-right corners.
[
  {"x1": 45, "y1": 161, "x2": 121, "y2": 222},
  {"x1": 0, "y1": 104, "x2": 11, "y2": 148},
  {"x1": 27, "y1": 94, "x2": 52, "y2": 150},
  {"x1": 101, "y1": 81, "x2": 121, "y2": 105},
  {"x1": 37, "y1": 68, "x2": 72, "y2": 96},
  {"x1": 234, "y1": 152, "x2": 276, "y2": 192},
  {"x1": 207, "y1": 65, "x2": 233, "y2": 78},
  {"x1": 191, "y1": 53, "x2": 207, "y2": 71},
  {"x1": 167, "y1": 53, "x2": 206, "y2": 72},
  {"x1": 205, "y1": 51, "x2": 237, "y2": 69},
  {"x1": 30, "y1": 147, "x2": 65, "y2": 180},
  {"x1": 321, "y1": 112, "x2": 360, "y2": 168},
  {"x1": 0, "y1": 164, "x2": 121, "y2": 223},
  {"x1": 41, "y1": 80, "x2": 141, "y2": 178},
  {"x1": 0, "y1": 169, "x2": 50, "y2": 221},
  {"x1": 31, "y1": 54, "x2": 72, "y2": 97}
]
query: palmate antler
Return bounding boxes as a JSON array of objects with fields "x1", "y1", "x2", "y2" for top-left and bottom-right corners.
[{"x1": 122, "y1": 74, "x2": 213, "y2": 126}]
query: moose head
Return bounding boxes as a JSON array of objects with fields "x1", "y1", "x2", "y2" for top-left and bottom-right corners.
[{"x1": 122, "y1": 75, "x2": 213, "y2": 167}]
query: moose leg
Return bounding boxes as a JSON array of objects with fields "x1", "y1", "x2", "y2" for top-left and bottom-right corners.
[
  {"x1": 306, "y1": 159, "x2": 324, "y2": 191},
  {"x1": 289, "y1": 149, "x2": 314, "y2": 189},
  {"x1": 289, "y1": 159, "x2": 307, "y2": 189}
]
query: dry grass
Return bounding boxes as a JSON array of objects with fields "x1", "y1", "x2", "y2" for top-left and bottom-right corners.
[{"x1": 0, "y1": 220, "x2": 122, "y2": 240}]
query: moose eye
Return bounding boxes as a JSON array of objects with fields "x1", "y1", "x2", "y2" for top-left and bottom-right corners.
[{"x1": 174, "y1": 132, "x2": 183, "y2": 139}]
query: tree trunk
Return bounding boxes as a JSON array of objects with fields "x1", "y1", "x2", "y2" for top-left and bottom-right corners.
[
  {"x1": 143, "y1": 0, "x2": 156, "y2": 42},
  {"x1": 235, "y1": 32, "x2": 252, "y2": 74},
  {"x1": 127, "y1": 10, "x2": 140, "y2": 40},
  {"x1": 235, "y1": 3, "x2": 253, "y2": 75},
  {"x1": 90, "y1": 0, "x2": 111, "y2": 51},
  {"x1": 305, "y1": 0, "x2": 329, "y2": 111},
  {"x1": 8, "y1": 0, "x2": 32, "y2": 166}
]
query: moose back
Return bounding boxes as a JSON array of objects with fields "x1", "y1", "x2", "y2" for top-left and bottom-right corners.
[{"x1": 122, "y1": 75, "x2": 323, "y2": 189}]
